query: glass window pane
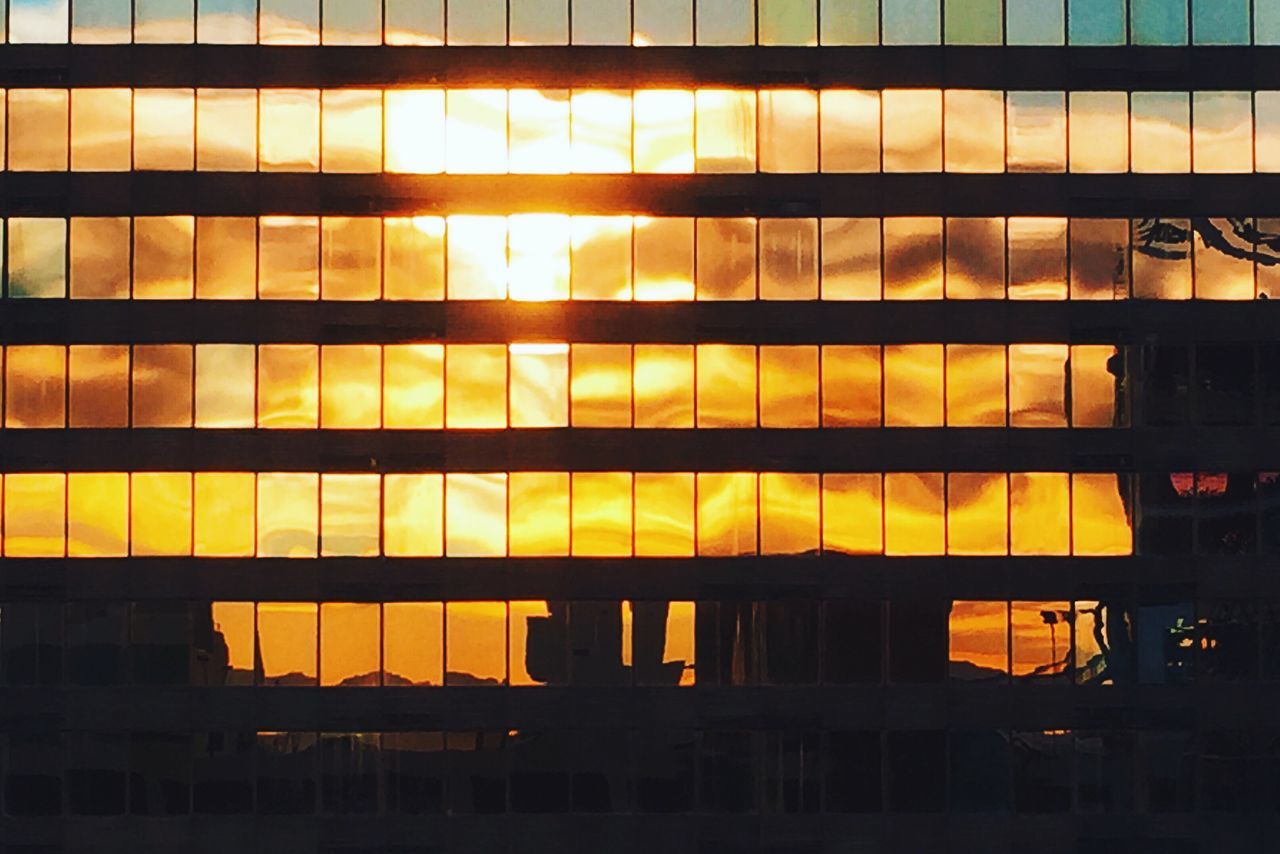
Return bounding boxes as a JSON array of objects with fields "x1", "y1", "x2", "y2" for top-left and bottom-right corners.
[
  {"x1": 949, "y1": 601, "x2": 1009, "y2": 679},
  {"x1": 760, "y1": 0, "x2": 817, "y2": 45},
  {"x1": 321, "y1": 89, "x2": 382, "y2": 173},
  {"x1": 944, "y1": 0, "x2": 1001, "y2": 44},
  {"x1": 1132, "y1": 0, "x2": 1187, "y2": 44},
  {"x1": 570, "y1": 344, "x2": 630, "y2": 427},
  {"x1": 134, "y1": 89, "x2": 194, "y2": 170},
  {"x1": 635, "y1": 473, "x2": 695, "y2": 556},
  {"x1": 508, "y1": 213, "x2": 570, "y2": 300},
  {"x1": 5, "y1": 346, "x2": 65, "y2": 427},
  {"x1": 195, "y1": 217, "x2": 256, "y2": 298},
  {"x1": 257, "y1": 603, "x2": 318, "y2": 685},
  {"x1": 446, "y1": 603, "x2": 507, "y2": 685},
  {"x1": 696, "y1": 473, "x2": 758, "y2": 556},
  {"x1": 509, "y1": 472, "x2": 570, "y2": 555},
  {"x1": 884, "y1": 344, "x2": 944, "y2": 426},
  {"x1": 1132, "y1": 218, "x2": 1192, "y2": 299},
  {"x1": 446, "y1": 215, "x2": 507, "y2": 299},
  {"x1": 696, "y1": 0, "x2": 754, "y2": 43},
  {"x1": 509, "y1": 89, "x2": 570, "y2": 173},
  {"x1": 193, "y1": 472, "x2": 255, "y2": 556},
  {"x1": 1012, "y1": 600, "x2": 1071, "y2": 680},
  {"x1": 320, "y1": 474, "x2": 380, "y2": 557},
  {"x1": 446, "y1": 0, "x2": 504, "y2": 43},
  {"x1": 509, "y1": 0, "x2": 567, "y2": 43},
  {"x1": 883, "y1": 89, "x2": 942, "y2": 172},
  {"x1": 1008, "y1": 217, "x2": 1067, "y2": 300},
  {"x1": 320, "y1": 217, "x2": 381, "y2": 300},
  {"x1": 260, "y1": 216, "x2": 319, "y2": 299},
  {"x1": 1007, "y1": 91, "x2": 1066, "y2": 172},
  {"x1": 634, "y1": 0, "x2": 693, "y2": 44},
  {"x1": 385, "y1": 89, "x2": 445, "y2": 173},
  {"x1": 1072, "y1": 473, "x2": 1133, "y2": 555},
  {"x1": 634, "y1": 344, "x2": 694, "y2": 427},
  {"x1": 135, "y1": 0, "x2": 195, "y2": 43},
  {"x1": 1131, "y1": 92, "x2": 1190, "y2": 173},
  {"x1": 320, "y1": 603, "x2": 379, "y2": 687},
  {"x1": 634, "y1": 216, "x2": 694, "y2": 299},
  {"x1": 385, "y1": 0, "x2": 444, "y2": 44},
  {"x1": 69, "y1": 344, "x2": 128, "y2": 427},
  {"x1": 946, "y1": 345, "x2": 1006, "y2": 426},
  {"x1": 1193, "y1": 91, "x2": 1253, "y2": 173},
  {"x1": 131, "y1": 473, "x2": 192, "y2": 556},
  {"x1": 510, "y1": 343, "x2": 569, "y2": 428},
  {"x1": 884, "y1": 217, "x2": 943, "y2": 299},
  {"x1": 384, "y1": 602, "x2": 443, "y2": 685},
  {"x1": 697, "y1": 218, "x2": 757, "y2": 299},
  {"x1": 446, "y1": 345, "x2": 507, "y2": 428},
  {"x1": 9, "y1": 89, "x2": 69, "y2": 171},
  {"x1": 197, "y1": 0, "x2": 257, "y2": 43},
  {"x1": 1011, "y1": 472, "x2": 1070, "y2": 554},
  {"x1": 760, "y1": 346, "x2": 819, "y2": 427},
  {"x1": 884, "y1": 472, "x2": 945, "y2": 555},
  {"x1": 385, "y1": 217, "x2": 445, "y2": 299},
  {"x1": 384, "y1": 474, "x2": 444, "y2": 557},
  {"x1": 7, "y1": 218, "x2": 67, "y2": 298},
  {"x1": 695, "y1": 89, "x2": 757, "y2": 173},
  {"x1": 260, "y1": 0, "x2": 320, "y2": 44},
  {"x1": 571, "y1": 472, "x2": 633, "y2": 556},
  {"x1": 822, "y1": 345, "x2": 881, "y2": 426},
  {"x1": 697, "y1": 344, "x2": 757, "y2": 426},
  {"x1": 819, "y1": 89, "x2": 880, "y2": 172},
  {"x1": 1194, "y1": 217, "x2": 1255, "y2": 299},
  {"x1": 195, "y1": 345, "x2": 254, "y2": 427},
  {"x1": 570, "y1": 89, "x2": 631, "y2": 172},
  {"x1": 947, "y1": 473, "x2": 1008, "y2": 555},
  {"x1": 1009, "y1": 344, "x2": 1068, "y2": 426},
  {"x1": 446, "y1": 89, "x2": 507, "y2": 173},
  {"x1": 821, "y1": 0, "x2": 878, "y2": 43},
  {"x1": 71, "y1": 88, "x2": 131, "y2": 170},
  {"x1": 445, "y1": 473, "x2": 507, "y2": 557},
  {"x1": 634, "y1": 90, "x2": 695, "y2": 173},
  {"x1": 883, "y1": 0, "x2": 941, "y2": 43},
  {"x1": 1069, "y1": 91, "x2": 1129, "y2": 172},
  {"x1": 1069, "y1": 218, "x2": 1129, "y2": 300},
  {"x1": 258, "y1": 344, "x2": 319, "y2": 428},
  {"x1": 1069, "y1": 0, "x2": 1125, "y2": 44},
  {"x1": 573, "y1": 0, "x2": 629, "y2": 43},
  {"x1": 257, "y1": 473, "x2": 319, "y2": 558},
  {"x1": 10, "y1": 0, "x2": 69, "y2": 43},
  {"x1": 760, "y1": 90, "x2": 818, "y2": 173},
  {"x1": 822, "y1": 474, "x2": 883, "y2": 553},
  {"x1": 4, "y1": 474, "x2": 66, "y2": 557},
  {"x1": 571, "y1": 216, "x2": 632, "y2": 299},
  {"x1": 760, "y1": 473, "x2": 820, "y2": 555},
  {"x1": 384, "y1": 344, "x2": 443, "y2": 429},
  {"x1": 1007, "y1": 0, "x2": 1065, "y2": 43},
  {"x1": 821, "y1": 217, "x2": 881, "y2": 298},
  {"x1": 1070, "y1": 344, "x2": 1123, "y2": 428},
  {"x1": 70, "y1": 217, "x2": 130, "y2": 299},
  {"x1": 133, "y1": 344, "x2": 194, "y2": 427},
  {"x1": 945, "y1": 217, "x2": 1005, "y2": 299},
  {"x1": 134, "y1": 216, "x2": 195, "y2": 299},
  {"x1": 196, "y1": 89, "x2": 256, "y2": 171},
  {"x1": 1256, "y1": 92, "x2": 1280, "y2": 171},
  {"x1": 260, "y1": 89, "x2": 319, "y2": 171},
  {"x1": 322, "y1": 0, "x2": 379, "y2": 44},
  {"x1": 1261, "y1": 0, "x2": 1280, "y2": 43},
  {"x1": 1193, "y1": 0, "x2": 1248, "y2": 43}
]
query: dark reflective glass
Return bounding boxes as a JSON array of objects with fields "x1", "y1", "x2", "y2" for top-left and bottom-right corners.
[
  {"x1": 1075, "y1": 731, "x2": 1135, "y2": 813},
  {"x1": 445, "y1": 731, "x2": 507, "y2": 814},
  {"x1": 1196, "y1": 344, "x2": 1256, "y2": 425},
  {"x1": 193, "y1": 731, "x2": 254, "y2": 814},
  {"x1": 1199, "y1": 601, "x2": 1260, "y2": 680},
  {"x1": 67, "y1": 732, "x2": 129, "y2": 816},
  {"x1": 3, "y1": 732, "x2": 64, "y2": 816},
  {"x1": 825, "y1": 730, "x2": 881, "y2": 812},
  {"x1": 256, "y1": 732, "x2": 317, "y2": 815},
  {"x1": 1200, "y1": 730, "x2": 1267, "y2": 812},
  {"x1": 383, "y1": 732, "x2": 445, "y2": 815},
  {"x1": 949, "y1": 730, "x2": 1010, "y2": 812},
  {"x1": 509, "y1": 730, "x2": 571, "y2": 813},
  {"x1": 1136, "y1": 473, "x2": 1195, "y2": 555},
  {"x1": 319, "y1": 733, "x2": 379, "y2": 815},
  {"x1": 1196, "y1": 472, "x2": 1258, "y2": 555},
  {"x1": 699, "y1": 730, "x2": 756, "y2": 813},
  {"x1": 1141, "y1": 346, "x2": 1191, "y2": 426},
  {"x1": 1, "y1": 601, "x2": 63, "y2": 686},
  {"x1": 886, "y1": 730, "x2": 945, "y2": 812},
  {"x1": 888, "y1": 599, "x2": 947, "y2": 682},
  {"x1": 761, "y1": 731, "x2": 820, "y2": 814},
  {"x1": 66, "y1": 601, "x2": 127, "y2": 686},
  {"x1": 823, "y1": 599, "x2": 882, "y2": 683},
  {"x1": 571, "y1": 729, "x2": 629, "y2": 813},
  {"x1": 1011, "y1": 730, "x2": 1071, "y2": 813},
  {"x1": 1140, "y1": 730, "x2": 1195, "y2": 812},
  {"x1": 566, "y1": 601, "x2": 621, "y2": 685},
  {"x1": 634, "y1": 729, "x2": 695, "y2": 813},
  {"x1": 129, "y1": 733, "x2": 191, "y2": 816},
  {"x1": 131, "y1": 601, "x2": 192, "y2": 685},
  {"x1": 1136, "y1": 602, "x2": 1195, "y2": 685}
]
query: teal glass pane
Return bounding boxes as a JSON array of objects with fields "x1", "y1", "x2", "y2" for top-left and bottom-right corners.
[
  {"x1": 1007, "y1": 0, "x2": 1066, "y2": 44},
  {"x1": 197, "y1": 0, "x2": 257, "y2": 44},
  {"x1": 1068, "y1": 0, "x2": 1125, "y2": 44},
  {"x1": 1191, "y1": 0, "x2": 1249, "y2": 44},
  {"x1": 71, "y1": 0, "x2": 131, "y2": 43},
  {"x1": 1260, "y1": 0, "x2": 1280, "y2": 43},
  {"x1": 7, "y1": 219, "x2": 68, "y2": 299},
  {"x1": 1131, "y1": 0, "x2": 1187, "y2": 44},
  {"x1": 135, "y1": 0, "x2": 195, "y2": 43},
  {"x1": 884, "y1": 0, "x2": 941, "y2": 43},
  {"x1": 945, "y1": 0, "x2": 1001, "y2": 44},
  {"x1": 821, "y1": 0, "x2": 878, "y2": 44}
]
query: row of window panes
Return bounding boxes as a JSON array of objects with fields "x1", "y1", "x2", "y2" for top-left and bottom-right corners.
[
  {"x1": 1, "y1": 728, "x2": 1218, "y2": 819},
  {"x1": 0, "y1": 471, "x2": 1135, "y2": 558},
  {"x1": 3, "y1": 87, "x2": 1278, "y2": 175},
  {"x1": 0, "y1": 343, "x2": 1131, "y2": 430},
  {"x1": 9, "y1": 598, "x2": 1261, "y2": 689},
  {"x1": 5, "y1": 216, "x2": 1277, "y2": 301},
  {"x1": 3, "y1": 0, "x2": 1278, "y2": 46}
]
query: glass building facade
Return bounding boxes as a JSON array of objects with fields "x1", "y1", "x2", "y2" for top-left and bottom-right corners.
[{"x1": 1, "y1": 2, "x2": 1278, "y2": 854}]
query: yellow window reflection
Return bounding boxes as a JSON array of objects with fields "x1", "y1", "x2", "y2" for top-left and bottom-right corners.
[
  {"x1": 634, "y1": 344, "x2": 694, "y2": 427},
  {"x1": 259, "y1": 216, "x2": 320, "y2": 299},
  {"x1": 384, "y1": 344, "x2": 443, "y2": 429},
  {"x1": 760, "y1": 346, "x2": 818, "y2": 427},
  {"x1": 446, "y1": 89, "x2": 508, "y2": 174},
  {"x1": 821, "y1": 345, "x2": 881, "y2": 427},
  {"x1": 508, "y1": 214, "x2": 570, "y2": 300},
  {"x1": 1069, "y1": 219, "x2": 1129, "y2": 300},
  {"x1": 260, "y1": 89, "x2": 320, "y2": 172},
  {"x1": 383, "y1": 474, "x2": 444, "y2": 557},
  {"x1": 5, "y1": 345, "x2": 65, "y2": 428},
  {"x1": 945, "y1": 345, "x2": 1006, "y2": 427},
  {"x1": 944, "y1": 89, "x2": 1005, "y2": 173},
  {"x1": 321, "y1": 346, "x2": 381, "y2": 429},
  {"x1": 131, "y1": 473, "x2": 192, "y2": 556},
  {"x1": 3, "y1": 474, "x2": 66, "y2": 557},
  {"x1": 257, "y1": 473, "x2": 319, "y2": 558},
  {"x1": 821, "y1": 218, "x2": 881, "y2": 299},
  {"x1": 635, "y1": 473, "x2": 695, "y2": 556},
  {"x1": 1009, "y1": 344, "x2": 1068, "y2": 427},
  {"x1": 70, "y1": 217, "x2": 130, "y2": 299},
  {"x1": 1011, "y1": 600, "x2": 1070, "y2": 680},
  {"x1": 1010, "y1": 472, "x2": 1070, "y2": 555},
  {"x1": 696, "y1": 472, "x2": 758, "y2": 556},
  {"x1": 211, "y1": 602, "x2": 254, "y2": 686},
  {"x1": 1132, "y1": 218, "x2": 1191, "y2": 299},
  {"x1": 385, "y1": 217, "x2": 446, "y2": 300},
  {"x1": 884, "y1": 344, "x2": 944, "y2": 427},
  {"x1": 134, "y1": 216, "x2": 195, "y2": 299},
  {"x1": 194, "y1": 473, "x2": 255, "y2": 557},
  {"x1": 446, "y1": 602, "x2": 507, "y2": 686},
  {"x1": 196, "y1": 89, "x2": 257, "y2": 171},
  {"x1": 570, "y1": 344, "x2": 631, "y2": 427},
  {"x1": 1194, "y1": 218, "x2": 1255, "y2": 299},
  {"x1": 510, "y1": 344, "x2": 569, "y2": 428},
  {"x1": 258, "y1": 344, "x2": 319, "y2": 429},
  {"x1": 697, "y1": 218, "x2": 757, "y2": 300},
  {"x1": 1008, "y1": 217, "x2": 1068, "y2": 300},
  {"x1": 883, "y1": 217, "x2": 943, "y2": 299},
  {"x1": 695, "y1": 89, "x2": 756, "y2": 173},
  {"x1": 634, "y1": 216, "x2": 694, "y2": 300},
  {"x1": 571, "y1": 472, "x2": 633, "y2": 556},
  {"x1": 383, "y1": 602, "x2": 444, "y2": 686},
  {"x1": 7, "y1": 218, "x2": 67, "y2": 298},
  {"x1": 883, "y1": 89, "x2": 942, "y2": 172},
  {"x1": 760, "y1": 473, "x2": 820, "y2": 555},
  {"x1": 697, "y1": 344, "x2": 757, "y2": 427},
  {"x1": 321, "y1": 217, "x2": 382, "y2": 301},
  {"x1": 1070, "y1": 345, "x2": 1122, "y2": 428},
  {"x1": 195, "y1": 345, "x2": 254, "y2": 428},
  {"x1": 509, "y1": 472, "x2": 570, "y2": 556},
  {"x1": 321, "y1": 89, "x2": 383, "y2": 172},
  {"x1": 70, "y1": 88, "x2": 131, "y2": 171},
  {"x1": 67, "y1": 472, "x2": 127, "y2": 557},
  {"x1": 69, "y1": 344, "x2": 128, "y2": 427},
  {"x1": 945, "y1": 217, "x2": 1005, "y2": 299},
  {"x1": 1193, "y1": 91, "x2": 1253, "y2": 173},
  {"x1": 1069, "y1": 92, "x2": 1128, "y2": 173},
  {"x1": 819, "y1": 90, "x2": 880, "y2": 172},
  {"x1": 196, "y1": 217, "x2": 256, "y2": 299},
  {"x1": 949, "y1": 601, "x2": 1009, "y2": 679},
  {"x1": 1072, "y1": 473, "x2": 1132, "y2": 556},
  {"x1": 627, "y1": 600, "x2": 697, "y2": 686},
  {"x1": 946, "y1": 473, "x2": 1008, "y2": 555},
  {"x1": 261, "y1": 0, "x2": 321, "y2": 44},
  {"x1": 634, "y1": 90, "x2": 695, "y2": 173},
  {"x1": 509, "y1": 601, "x2": 558, "y2": 686},
  {"x1": 133, "y1": 344, "x2": 193, "y2": 427},
  {"x1": 571, "y1": 216, "x2": 633, "y2": 299},
  {"x1": 445, "y1": 345, "x2": 507, "y2": 428},
  {"x1": 9, "y1": 89, "x2": 69, "y2": 171},
  {"x1": 821, "y1": 473, "x2": 883, "y2": 554},
  {"x1": 884, "y1": 472, "x2": 945, "y2": 556},
  {"x1": 320, "y1": 603, "x2": 380, "y2": 687},
  {"x1": 508, "y1": 89, "x2": 570, "y2": 173},
  {"x1": 385, "y1": 89, "x2": 446, "y2": 173},
  {"x1": 760, "y1": 218, "x2": 818, "y2": 299},
  {"x1": 760, "y1": 90, "x2": 818, "y2": 173},
  {"x1": 1131, "y1": 92, "x2": 1190, "y2": 173},
  {"x1": 444, "y1": 473, "x2": 507, "y2": 557},
  {"x1": 1257, "y1": 92, "x2": 1280, "y2": 173},
  {"x1": 134, "y1": 89, "x2": 194, "y2": 170},
  {"x1": 571, "y1": 89, "x2": 632, "y2": 172},
  {"x1": 321, "y1": 474, "x2": 381, "y2": 557},
  {"x1": 446, "y1": 216, "x2": 507, "y2": 299},
  {"x1": 1006, "y1": 91, "x2": 1066, "y2": 173},
  {"x1": 258, "y1": 603, "x2": 318, "y2": 686}
]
